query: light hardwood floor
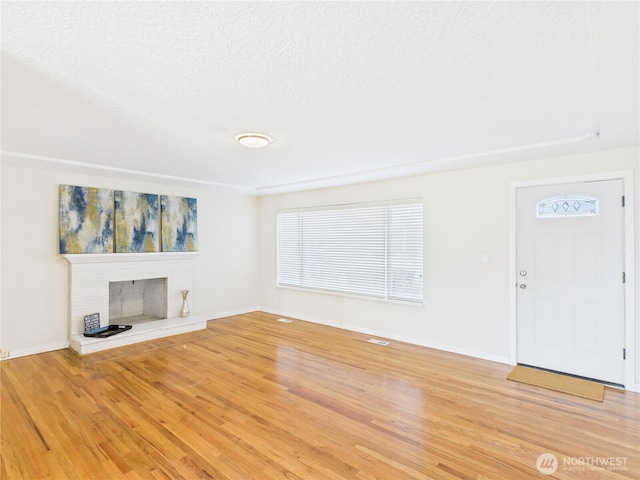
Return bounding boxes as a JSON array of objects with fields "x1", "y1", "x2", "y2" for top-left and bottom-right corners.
[{"x1": 1, "y1": 311, "x2": 638, "y2": 479}]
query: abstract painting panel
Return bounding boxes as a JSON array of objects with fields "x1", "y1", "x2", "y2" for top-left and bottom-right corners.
[
  {"x1": 115, "y1": 191, "x2": 159, "y2": 253},
  {"x1": 59, "y1": 185, "x2": 114, "y2": 254},
  {"x1": 161, "y1": 195, "x2": 198, "y2": 252}
]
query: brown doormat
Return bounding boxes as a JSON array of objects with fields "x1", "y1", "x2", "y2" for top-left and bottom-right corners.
[{"x1": 507, "y1": 365, "x2": 604, "y2": 401}]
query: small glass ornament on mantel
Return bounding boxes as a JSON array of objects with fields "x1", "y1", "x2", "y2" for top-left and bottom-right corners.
[{"x1": 180, "y1": 290, "x2": 190, "y2": 318}]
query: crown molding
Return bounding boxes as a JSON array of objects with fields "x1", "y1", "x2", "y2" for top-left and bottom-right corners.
[
  {"x1": 255, "y1": 132, "x2": 602, "y2": 195},
  {"x1": 0, "y1": 151, "x2": 257, "y2": 195},
  {"x1": 2, "y1": 130, "x2": 603, "y2": 197}
]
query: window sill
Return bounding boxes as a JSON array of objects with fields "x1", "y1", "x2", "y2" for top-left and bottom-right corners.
[{"x1": 275, "y1": 284, "x2": 424, "y2": 307}]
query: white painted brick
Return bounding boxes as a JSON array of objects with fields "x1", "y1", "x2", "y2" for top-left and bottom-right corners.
[{"x1": 64, "y1": 254, "x2": 196, "y2": 335}]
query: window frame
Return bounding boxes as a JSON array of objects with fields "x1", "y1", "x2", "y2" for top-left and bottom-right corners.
[{"x1": 276, "y1": 199, "x2": 424, "y2": 305}]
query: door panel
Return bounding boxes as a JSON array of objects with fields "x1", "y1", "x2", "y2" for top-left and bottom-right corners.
[
  {"x1": 575, "y1": 302, "x2": 598, "y2": 353},
  {"x1": 535, "y1": 234, "x2": 557, "y2": 281},
  {"x1": 574, "y1": 234, "x2": 598, "y2": 284},
  {"x1": 534, "y1": 297, "x2": 557, "y2": 346},
  {"x1": 516, "y1": 180, "x2": 625, "y2": 384}
]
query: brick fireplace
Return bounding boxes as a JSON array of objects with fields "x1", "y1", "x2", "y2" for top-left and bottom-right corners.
[{"x1": 63, "y1": 252, "x2": 206, "y2": 354}]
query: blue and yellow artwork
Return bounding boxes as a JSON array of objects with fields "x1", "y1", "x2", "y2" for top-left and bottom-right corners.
[
  {"x1": 161, "y1": 195, "x2": 198, "y2": 252},
  {"x1": 59, "y1": 185, "x2": 114, "y2": 254},
  {"x1": 115, "y1": 191, "x2": 159, "y2": 253}
]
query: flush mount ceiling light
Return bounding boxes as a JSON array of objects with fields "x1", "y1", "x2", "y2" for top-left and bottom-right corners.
[{"x1": 236, "y1": 133, "x2": 272, "y2": 148}]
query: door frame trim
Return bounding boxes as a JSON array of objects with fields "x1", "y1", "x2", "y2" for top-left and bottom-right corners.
[{"x1": 509, "y1": 170, "x2": 636, "y2": 391}]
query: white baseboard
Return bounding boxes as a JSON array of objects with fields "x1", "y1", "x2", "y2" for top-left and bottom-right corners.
[
  {"x1": 206, "y1": 306, "x2": 262, "y2": 321},
  {"x1": 260, "y1": 307, "x2": 510, "y2": 365},
  {"x1": 1, "y1": 340, "x2": 70, "y2": 361}
]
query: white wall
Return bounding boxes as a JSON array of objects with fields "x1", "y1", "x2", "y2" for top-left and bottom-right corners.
[
  {"x1": 258, "y1": 147, "x2": 640, "y2": 387},
  {"x1": 2, "y1": 147, "x2": 638, "y2": 390},
  {"x1": 0, "y1": 162, "x2": 259, "y2": 357}
]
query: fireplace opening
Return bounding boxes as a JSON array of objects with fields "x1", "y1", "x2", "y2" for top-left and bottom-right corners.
[{"x1": 109, "y1": 278, "x2": 168, "y2": 324}]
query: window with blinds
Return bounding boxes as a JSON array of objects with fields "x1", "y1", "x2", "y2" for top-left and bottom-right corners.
[{"x1": 277, "y1": 201, "x2": 423, "y2": 303}]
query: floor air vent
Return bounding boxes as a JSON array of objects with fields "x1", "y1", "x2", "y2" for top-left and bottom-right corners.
[{"x1": 367, "y1": 339, "x2": 389, "y2": 346}]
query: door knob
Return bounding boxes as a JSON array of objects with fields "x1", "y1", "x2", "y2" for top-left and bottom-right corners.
[
  {"x1": 519, "y1": 284, "x2": 527, "y2": 289},
  {"x1": 519, "y1": 270, "x2": 527, "y2": 276}
]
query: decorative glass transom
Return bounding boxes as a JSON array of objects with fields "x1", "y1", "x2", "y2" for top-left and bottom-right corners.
[{"x1": 536, "y1": 195, "x2": 598, "y2": 218}]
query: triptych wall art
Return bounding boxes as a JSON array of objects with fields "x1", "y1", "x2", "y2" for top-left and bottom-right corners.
[
  {"x1": 114, "y1": 190, "x2": 160, "y2": 253},
  {"x1": 59, "y1": 186, "x2": 115, "y2": 254},
  {"x1": 161, "y1": 195, "x2": 198, "y2": 252},
  {"x1": 59, "y1": 185, "x2": 197, "y2": 254}
]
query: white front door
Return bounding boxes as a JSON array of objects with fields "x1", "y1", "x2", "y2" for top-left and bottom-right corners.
[{"x1": 516, "y1": 180, "x2": 625, "y2": 385}]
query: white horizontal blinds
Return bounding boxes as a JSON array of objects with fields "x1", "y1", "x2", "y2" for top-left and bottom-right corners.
[
  {"x1": 387, "y1": 204, "x2": 423, "y2": 302},
  {"x1": 277, "y1": 213, "x2": 302, "y2": 286},
  {"x1": 301, "y1": 207, "x2": 387, "y2": 297},
  {"x1": 277, "y1": 201, "x2": 423, "y2": 303}
]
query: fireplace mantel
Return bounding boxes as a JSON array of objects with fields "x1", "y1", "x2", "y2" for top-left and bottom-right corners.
[{"x1": 63, "y1": 252, "x2": 199, "y2": 264}]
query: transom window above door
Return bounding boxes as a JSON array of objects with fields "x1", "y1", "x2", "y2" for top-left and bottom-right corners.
[{"x1": 536, "y1": 195, "x2": 598, "y2": 218}]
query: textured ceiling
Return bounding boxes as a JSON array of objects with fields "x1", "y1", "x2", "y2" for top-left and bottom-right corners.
[{"x1": 1, "y1": 1, "x2": 638, "y2": 194}]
